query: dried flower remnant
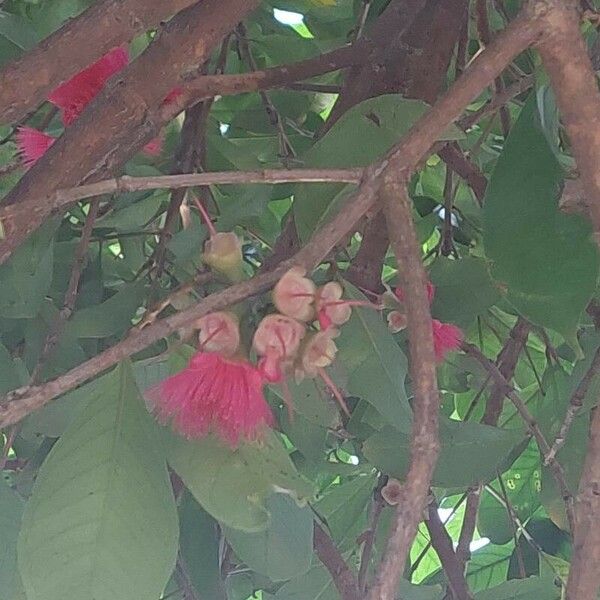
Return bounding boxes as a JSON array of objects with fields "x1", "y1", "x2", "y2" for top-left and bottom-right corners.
[
  {"x1": 273, "y1": 267, "x2": 317, "y2": 322},
  {"x1": 387, "y1": 310, "x2": 408, "y2": 333},
  {"x1": 147, "y1": 311, "x2": 273, "y2": 447},
  {"x1": 381, "y1": 478, "x2": 403, "y2": 506},
  {"x1": 203, "y1": 231, "x2": 245, "y2": 281}
]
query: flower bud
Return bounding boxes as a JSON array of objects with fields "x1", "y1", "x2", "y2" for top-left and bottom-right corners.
[
  {"x1": 273, "y1": 267, "x2": 316, "y2": 322},
  {"x1": 196, "y1": 311, "x2": 240, "y2": 356},
  {"x1": 315, "y1": 282, "x2": 352, "y2": 329},
  {"x1": 203, "y1": 232, "x2": 244, "y2": 282},
  {"x1": 301, "y1": 329, "x2": 339, "y2": 378},
  {"x1": 253, "y1": 314, "x2": 306, "y2": 360},
  {"x1": 387, "y1": 310, "x2": 408, "y2": 333}
]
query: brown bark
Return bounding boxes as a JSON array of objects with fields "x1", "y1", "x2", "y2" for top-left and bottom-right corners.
[
  {"x1": 536, "y1": 0, "x2": 600, "y2": 243},
  {"x1": 0, "y1": 0, "x2": 261, "y2": 265},
  {"x1": 0, "y1": 0, "x2": 198, "y2": 124}
]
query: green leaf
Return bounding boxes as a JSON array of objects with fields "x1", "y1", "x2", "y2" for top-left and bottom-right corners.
[
  {"x1": 467, "y1": 543, "x2": 514, "y2": 593},
  {"x1": 430, "y1": 257, "x2": 501, "y2": 328},
  {"x1": 0, "y1": 479, "x2": 24, "y2": 600},
  {"x1": 0, "y1": 342, "x2": 20, "y2": 394},
  {"x1": 294, "y1": 95, "x2": 464, "y2": 240},
  {"x1": 474, "y1": 575, "x2": 560, "y2": 600},
  {"x1": 336, "y1": 282, "x2": 412, "y2": 432},
  {"x1": 0, "y1": 222, "x2": 57, "y2": 319},
  {"x1": 65, "y1": 281, "x2": 146, "y2": 338},
  {"x1": 272, "y1": 564, "x2": 339, "y2": 600},
  {"x1": 18, "y1": 362, "x2": 179, "y2": 600},
  {"x1": 0, "y1": 11, "x2": 38, "y2": 50},
  {"x1": 96, "y1": 193, "x2": 165, "y2": 231},
  {"x1": 179, "y1": 492, "x2": 226, "y2": 599},
  {"x1": 224, "y1": 494, "x2": 313, "y2": 581},
  {"x1": 478, "y1": 441, "x2": 541, "y2": 545},
  {"x1": 363, "y1": 418, "x2": 524, "y2": 488},
  {"x1": 165, "y1": 430, "x2": 315, "y2": 532},
  {"x1": 483, "y1": 95, "x2": 599, "y2": 336},
  {"x1": 314, "y1": 474, "x2": 376, "y2": 544}
]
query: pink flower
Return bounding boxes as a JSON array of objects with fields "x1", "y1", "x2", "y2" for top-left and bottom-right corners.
[
  {"x1": 142, "y1": 137, "x2": 163, "y2": 156},
  {"x1": 16, "y1": 127, "x2": 56, "y2": 166},
  {"x1": 48, "y1": 47, "x2": 129, "y2": 125},
  {"x1": 146, "y1": 352, "x2": 274, "y2": 447},
  {"x1": 395, "y1": 281, "x2": 436, "y2": 305},
  {"x1": 432, "y1": 319, "x2": 463, "y2": 362}
]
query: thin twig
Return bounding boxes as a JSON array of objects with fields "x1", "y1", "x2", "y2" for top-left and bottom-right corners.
[
  {"x1": 496, "y1": 472, "x2": 527, "y2": 579},
  {"x1": 29, "y1": 198, "x2": 101, "y2": 384},
  {"x1": 425, "y1": 499, "x2": 474, "y2": 599},
  {"x1": 455, "y1": 486, "x2": 482, "y2": 566},
  {"x1": 462, "y1": 341, "x2": 575, "y2": 532},
  {"x1": 358, "y1": 476, "x2": 386, "y2": 592},
  {"x1": 546, "y1": 346, "x2": 600, "y2": 465},
  {"x1": 314, "y1": 522, "x2": 360, "y2": 600}
]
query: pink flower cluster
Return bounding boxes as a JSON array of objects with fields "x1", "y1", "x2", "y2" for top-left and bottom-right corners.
[
  {"x1": 388, "y1": 281, "x2": 463, "y2": 362},
  {"x1": 147, "y1": 268, "x2": 377, "y2": 447},
  {"x1": 16, "y1": 47, "x2": 183, "y2": 166}
]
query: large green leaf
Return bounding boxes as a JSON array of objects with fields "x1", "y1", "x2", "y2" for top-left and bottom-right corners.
[
  {"x1": 430, "y1": 257, "x2": 501, "y2": 328},
  {"x1": 336, "y1": 282, "x2": 412, "y2": 432},
  {"x1": 478, "y1": 440, "x2": 541, "y2": 545},
  {"x1": 294, "y1": 95, "x2": 464, "y2": 240},
  {"x1": 165, "y1": 430, "x2": 315, "y2": 532},
  {"x1": 272, "y1": 564, "x2": 339, "y2": 600},
  {"x1": 474, "y1": 575, "x2": 560, "y2": 600},
  {"x1": 483, "y1": 95, "x2": 599, "y2": 336},
  {"x1": 65, "y1": 281, "x2": 146, "y2": 338},
  {"x1": 466, "y1": 543, "x2": 514, "y2": 593},
  {"x1": 0, "y1": 222, "x2": 57, "y2": 319},
  {"x1": 179, "y1": 492, "x2": 226, "y2": 599},
  {"x1": 363, "y1": 418, "x2": 524, "y2": 488},
  {"x1": 0, "y1": 479, "x2": 24, "y2": 600},
  {"x1": 0, "y1": 11, "x2": 38, "y2": 50},
  {"x1": 18, "y1": 362, "x2": 179, "y2": 600},
  {"x1": 224, "y1": 494, "x2": 313, "y2": 581}
]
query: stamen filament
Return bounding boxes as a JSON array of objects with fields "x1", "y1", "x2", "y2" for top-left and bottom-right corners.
[
  {"x1": 192, "y1": 196, "x2": 218, "y2": 237},
  {"x1": 318, "y1": 367, "x2": 350, "y2": 416}
]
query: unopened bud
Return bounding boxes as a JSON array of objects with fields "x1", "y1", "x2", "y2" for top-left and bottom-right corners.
[
  {"x1": 273, "y1": 267, "x2": 316, "y2": 322},
  {"x1": 196, "y1": 311, "x2": 240, "y2": 356},
  {"x1": 253, "y1": 314, "x2": 306, "y2": 360},
  {"x1": 316, "y1": 282, "x2": 352, "y2": 329},
  {"x1": 301, "y1": 329, "x2": 339, "y2": 378},
  {"x1": 203, "y1": 232, "x2": 244, "y2": 281}
]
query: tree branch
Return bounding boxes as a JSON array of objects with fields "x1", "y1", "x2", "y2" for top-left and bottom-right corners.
[
  {"x1": 536, "y1": 0, "x2": 600, "y2": 243},
  {"x1": 313, "y1": 522, "x2": 360, "y2": 600},
  {"x1": 0, "y1": 6, "x2": 543, "y2": 432},
  {"x1": 545, "y1": 347, "x2": 600, "y2": 465},
  {"x1": 0, "y1": 0, "x2": 262, "y2": 265},
  {"x1": 462, "y1": 341, "x2": 575, "y2": 532},
  {"x1": 426, "y1": 500, "x2": 474, "y2": 600},
  {"x1": 0, "y1": 0, "x2": 198, "y2": 124}
]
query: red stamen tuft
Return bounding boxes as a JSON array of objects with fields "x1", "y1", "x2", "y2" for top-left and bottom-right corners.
[{"x1": 16, "y1": 127, "x2": 56, "y2": 167}]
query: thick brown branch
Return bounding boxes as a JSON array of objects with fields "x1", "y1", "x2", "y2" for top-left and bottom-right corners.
[
  {"x1": 314, "y1": 523, "x2": 360, "y2": 600},
  {"x1": 566, "y1": 404, "x2": 600, "y2": 599},
  {"x1": 536, "y1": 0, "x2": 600, "y2": 242},
  {"x1": 0, "y1": 0, "x2": 197, "y2": 124},
  {"x1": 367, "y1": 179, "x2": 440, "y2": 600},
  {"x1": 0, "y1": 8, "x2": 543, "y2": 432},
  {"x1": 0, "y1": 0, "x2": 261, "y2": 264}
]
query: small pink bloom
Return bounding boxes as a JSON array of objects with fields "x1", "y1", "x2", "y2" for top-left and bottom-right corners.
[
  {"x1": 16, "y1": 127, "x2": 56, "y2": 167},
  {"x1": 395, "y1": 281, "x2": 436, "y2": 305},
  {"x1": 273, "y1": 267, "x2": 316, "y2": 322},
  {"x1": 146, "y1": 351, "x2": 273, "y2": 447},
  {"x1": 432, "y1": 319, "x2": 463, "y2": 362},
  {"x1": 48, "y1": 47, "x2": 129, "y2": 125}
]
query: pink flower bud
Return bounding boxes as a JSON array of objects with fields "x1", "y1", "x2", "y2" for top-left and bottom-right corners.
[
  {"x1": 196, "y1": 311, "x2": 240, "y2": 356},
  {"x1": 300, "y1": 329, "x2": 340, "y2": 378},
  {"x1": 203, "y1": 232, "x2": 244, "y2": 280},
  {"x1": 387, "y1": 310, "x2": 408, "y2": 333},
  {"x1": 273, "y1": 267, "x2": 316, "y2": 322},
  {"x1": 315, "y1": 282, "x2": 352, "y2": 329},
  {"x1": 253, "y1": 314, "x2": 306, "y2": 360}
]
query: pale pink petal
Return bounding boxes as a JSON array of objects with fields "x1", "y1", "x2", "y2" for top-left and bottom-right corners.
[
  {"x1": 432, "y1": 319, "x2": 463, "y2": 362},
  {"x1": 143, "y1": 137, "x2": 163, "y2": 156},
  {"x1": 15, "y1": 127, "x2": 56, "y2": 167}
]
